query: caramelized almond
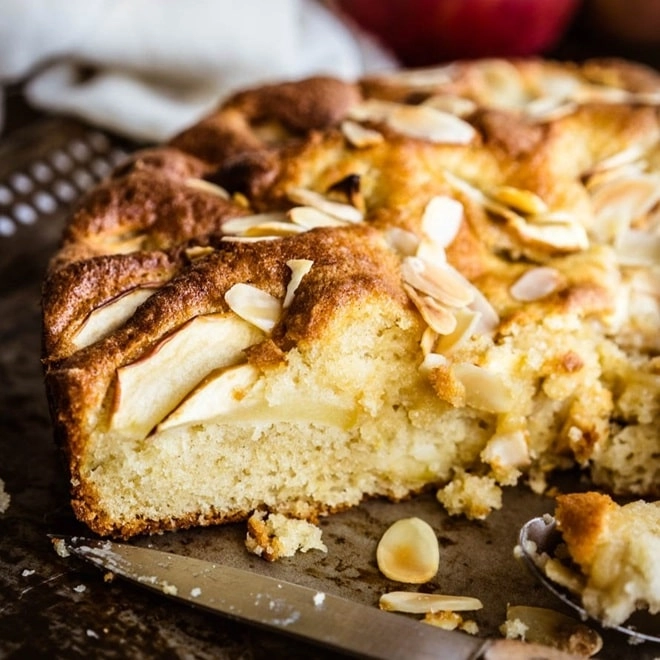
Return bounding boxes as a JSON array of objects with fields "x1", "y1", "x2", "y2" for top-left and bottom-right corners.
[{"x1": 376, "y1": 517, "x2": 440, "y2": 584}]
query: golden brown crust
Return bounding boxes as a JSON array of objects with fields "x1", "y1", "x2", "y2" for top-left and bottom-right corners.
[
  {"x1": 555, "y1": 492, "x2": 614, "y2": 567},
  {"x1": 61, "y1": 155, "x2": 249, "y2": 257},
  {"x1": 42, "y1": 251, "x2": 182, "y2": 360},
  {"x1": 170, "y1": 77, "x2": 362, "y2": 164}
]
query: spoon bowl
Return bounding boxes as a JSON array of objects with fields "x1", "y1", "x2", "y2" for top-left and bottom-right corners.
[{"x1": 519, "y1": 515, "x2": 660, "y2": 644}]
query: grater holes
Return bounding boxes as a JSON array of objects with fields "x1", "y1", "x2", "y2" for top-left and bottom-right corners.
[
  {"x1": 72, "y1": 168, "x2": 95, "y2": 191},
  {"x1": 1, "y1": 129, "x2": 130, "y2": 239},
  {"x1": 13, "y1": 202, "x2": 38, "y2": 225},
  {"x1": 30, "y1": 161, "x2": 54, "y2": 183},
  {"x1": 33, "y1": 191, "x2": 58, "y2": 215},
  {"x1": 0, "y1": 185, "x2": 13, "y2": 205},
  {"x1": 68, "y1": 139, "x2": 92, "y2": 162},
  {"x1": 50, "y1": 149, "x2": 74, "y2": 173},
  {"x1": 109, "y1": 148, "x2": 130, "y2": 167},
  {"x1": 88, "y1": 131, "x2": 111, "y2": 153},
  {"x1": 90, "y1": 157, "x2": 112, "y2": 179},
  {"x1": 10, "y1": 172, "x2": 34, "y2": 195},
  {"x1": 52, "y1": 180, "x2": 77, "y2": 203},
  {"x1": 0, "y1": 215, "x2": 15, "y2": 236}
]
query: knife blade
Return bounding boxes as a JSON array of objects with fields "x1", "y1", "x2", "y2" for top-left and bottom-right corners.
[{"x1": 53, "y1": 536, "x2": 579, "y2": 660}]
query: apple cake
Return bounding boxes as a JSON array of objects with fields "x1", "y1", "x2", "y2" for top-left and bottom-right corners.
[{"x1": 42, "y1": 58, "x2": 660, "y2": 539}]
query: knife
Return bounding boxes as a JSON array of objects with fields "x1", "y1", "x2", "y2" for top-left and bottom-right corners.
[{"x1": 53, "y1": 536, "x2": 580, "y2": 660}]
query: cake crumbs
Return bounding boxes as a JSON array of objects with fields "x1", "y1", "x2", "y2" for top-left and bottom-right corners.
[
  {"x1": 162, "y1": 582, "x2": 178, "y2": 596},
  {"x1": 245, "y1": 510, "x2": 327, "y2": 561},
  {"x1": 0, "y1": 478, "x2": 10, "y2": 513}
]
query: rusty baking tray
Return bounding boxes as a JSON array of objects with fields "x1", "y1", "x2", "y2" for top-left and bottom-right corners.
[{"x1": 0, "y1": 117, "x2": 654, "y2": 659}]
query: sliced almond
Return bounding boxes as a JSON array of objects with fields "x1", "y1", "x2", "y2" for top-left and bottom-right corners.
[
  {"x1": 404, "y1": 284, "x2": 457, "y2": 335},
  {"x1": 185, "y1": 177, "x2": 230, "y2": 199},
  {"x1": 376, "y1": 517, "x2": 440, "y2": 584},
  {"x1": 422, "y1": 94, "x2": 477, "y2": 117},
  {"x1": 490, "y1": 186, "x2": 548, "y2": 216},
  {"x1": 402, "y1": 257, "x2": 475, "y2": 308},
  {"x1": 287, "y1": 187, "x2": 363, "y2": 223},
  {"x1": 629, "y1": 91, "x2": 660, "y2": 105},
  {"x1": 509, "y1": 267, "x2": 562, "y2": 302},
  {"x1": 220, "y1": 236, "x2": 281, "y2": 243},
  {"x1": 72, "y1": 287, "x2": 156, "y2": 351},
  {"x1": 481, "y1": 431, "x2": 530, "y2": 470},
  {"x1": 385, "y1": 227, "x2": 420, "y2": 257},
  {"x1": 574, "y1": 84, "x2": 632, "y2": 104},
  {"x1": 341, "y1": 119, "x2": 384, "y2": 148},
  {"x1": 243, "y1": 222, "x2": 306, "y2": 238},
  {"x1": 185, "y1": 246, "x2": 215, "y2": 260},
  {"x1": 349, "y1": 100, "x2": 476, "y2": 145},
  {"x1": 224, "y1": 283, "x2": 282, "y2": 333},
  {"x1": 387, "y1": 104, "x2": 477, "y2": 145},
  {"x1": 288, "y1": 206, "x2": 348, "y2": 229},
  {"x1": 534, "y1": 70, "x2": 581, "y2": 100},
  {"x1": 585, "y1": 144, "x2": 647, "y2": 177},
  {"x1": 628, "y1": 267, "x2": 660, "y2": 298},
  {"x1": 283, "y1": 259, "x2": 313, "y2": 308},
  {"x1": 524, "y1": 97, "x2": 577, "y2": 123},
  {"x1": 420, "y1": 327, "x2": 438, "y2": 356},
  {"x1": 433, "y1": 308, "x2": 482, "y2": 354},
  {"x1": 585, "y1": 161, "x2": 648, "y2": 193},
  {"x1": 222, "y1": 212, "x2": 289, "y2": 235},
  {"x1": 615, "y1": 229, "x2": 660, "y2": 267},
  {"x1": 347, "y1": 99, "x2": 394, "y2": 124},
  {"x1": 590, "y1": 174, "x2": 660, "y2": 242},
  {"x1": 473, "y1": 58, "x2": 527, "y2": 108},
  {"x1": 509, "y1": 215, "x2": 589, "y2": 252},
  {"x1": 442, "y1": 170, "x2": 488, "y2": 205},
  {"x1": 526, "y1": 211, "x2": 576, "y2": 226},
  {"x1": 94, "y1": 233, "x2": 147, "y2": 254},
  {"x1": 420, "y1": 196, "x2": 464, "y2": 248},
  {"x1": 415, "y1": 238, "x2": 447, "y2": 265},
  {"x1": 379, "y1": 591, "x2": 483, "y2": 614},
  {"x1": 468, "y1": 288, "x2": 500, "y2": 335},
  {"x1": 504, "y1": 605, "x2": 602, "y2": 657},
  {"x1": 371, "y1": 65, "x2": 457, "y2": 89},
  {"x1": 452, "y1": 363, "x2": 514, "y2": 413},
  {"x1": 443, "y1": 171, "x2": 518, "y2": 222}
]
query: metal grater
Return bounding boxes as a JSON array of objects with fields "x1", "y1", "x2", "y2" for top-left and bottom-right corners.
[{"x1": 0, "y1": 118, "x2": 132, "y2": 287}]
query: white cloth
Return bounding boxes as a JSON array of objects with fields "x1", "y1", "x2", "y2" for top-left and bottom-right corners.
[{"x1": 0, "y1": 0, "x2": 396, "y2": 142}]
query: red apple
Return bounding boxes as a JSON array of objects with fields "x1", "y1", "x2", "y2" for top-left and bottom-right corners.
[{"x1": 335, "y1": 0, "x2": 582, "y2": 66}]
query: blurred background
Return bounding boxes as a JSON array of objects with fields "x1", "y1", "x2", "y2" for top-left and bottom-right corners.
[
  {"x1": 332, "y1": 0, "x2": 660, "y2": 67},
  {"x1": 0, "y1": 0, "x2": 658, "y2": 142}
]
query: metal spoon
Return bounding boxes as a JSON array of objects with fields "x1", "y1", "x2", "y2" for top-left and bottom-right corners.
[{"x1": 519, "y1": 515, "x2": 660, "y2": 644}]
